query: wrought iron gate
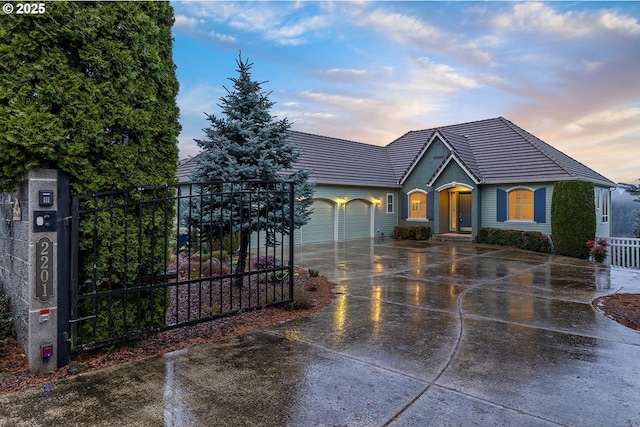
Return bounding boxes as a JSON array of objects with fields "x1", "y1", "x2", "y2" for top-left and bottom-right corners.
[{"x1": 68, "y1": 181, "x2": 295, "y2": 350}]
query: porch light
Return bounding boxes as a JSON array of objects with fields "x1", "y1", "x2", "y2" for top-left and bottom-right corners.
[
  {"x1": 336, "y1": 197, "x2": 347, "y2": 207},
  {"x1": 373, "y1": 197, "x2": 382, "y2": 206}
]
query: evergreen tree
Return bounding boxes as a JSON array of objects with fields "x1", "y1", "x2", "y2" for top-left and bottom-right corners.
[
  {"x1": 551, "y1": 180, "x2": 596, "y2": 258},
  {"x1": 190, "y1": 55, "x2": 314, "y2": 286},
  {"x1": 0, "y1": 2, "x2": 182, "y2": 345},
  {"x1": 0, "y1": 1, "x2": 180, "y2": 193},
  {"x1": 621, "y1": 181, "x2": 640, "y2": 237}
]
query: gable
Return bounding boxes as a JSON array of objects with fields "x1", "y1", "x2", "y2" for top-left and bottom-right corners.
[
  {"x1": 386, "y1": 117, "x2": 615, "y2": 188},
  {"x1": 428, "y1": 155, "x2": 479, "y2": 188}
]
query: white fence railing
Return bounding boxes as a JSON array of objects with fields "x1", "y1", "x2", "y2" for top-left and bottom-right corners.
[{"x1": 607, "y1": 237, "x2": 640, "y2": 269}]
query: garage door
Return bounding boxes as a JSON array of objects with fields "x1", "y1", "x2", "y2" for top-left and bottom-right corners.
[
  {"x1": 296, "y1": 199, "x2": 335, "y2": 244},
  {"x1": 345, "y1": 200, "x2": 371, "y2": 240}
]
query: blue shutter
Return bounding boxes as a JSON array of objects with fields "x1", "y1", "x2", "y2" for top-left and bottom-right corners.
[
  {"x1": 496, "y1": 189, "x2": 507, "y2": 222},
  {"x1": 427, "y1": 191, "x2": 435, "y2": 220},
  {"x1": 534, "y1": 188, "x2": 546, "y2": 223},
  {"x1": 401, "y1": 192, "x2": 408, "y2": 219}
]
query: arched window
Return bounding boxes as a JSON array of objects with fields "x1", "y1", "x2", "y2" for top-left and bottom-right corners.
[
  {"x1": 508, "y1": 188, "x2": 534, "y2": 221},
  {"x1": 409, "y1": 190, "x2": 427, "y2": 219}
]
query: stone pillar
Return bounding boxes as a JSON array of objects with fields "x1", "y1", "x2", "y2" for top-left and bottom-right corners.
[
  {"x1": 25, "y1": 170, "x2": 59, "y2": 372},
  {"x1": 1, "y1": 169, "x2": 66, "y2": 372},
  {"x1": 25, "y1": 169, "x2": 58, "y2": 372}
]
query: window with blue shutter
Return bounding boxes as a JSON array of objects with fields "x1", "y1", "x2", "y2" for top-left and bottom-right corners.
[
  {"x1": 401, "y1": 192, "x2": 408, "y2": 219},
  {"x1": 534, "y1": 188, "x2": 546, "y2": 223},
  {"x1": 427, "y1": 191, "x2": 434, "y2": 220},
  {"x1": 496, "y1": 189, "x2": 507, "y2": 221}
]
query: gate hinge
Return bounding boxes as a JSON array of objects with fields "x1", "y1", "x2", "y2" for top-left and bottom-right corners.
[{"x1": 63, "y1": 216, "x2": 72, "y2": 227}]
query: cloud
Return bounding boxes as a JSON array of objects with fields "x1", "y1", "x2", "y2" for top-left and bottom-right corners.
[
  {"x1": 208, "y1": 31, "x2": 236, "y2": 43},
  {"x1": 176, "y1": 84, "x2": 221, "y2": 116},
  {"x1": 321, "y1": 68, "x2": 370, "y2": 82},
  {"x1": 491, "y1": 2, "x2": 640, "y2": 38},
  {"x1": 174, "y1": 14, "x2": 199, "y2": 29},
  {"x1": 177, "y1": 2, "x2": 328, "y2": 46},
  {"x1": 265, "y1": 15, "x2": 328, "y2": 45},
  {"x1": 351, "y1": 7, "x2": 492, "y2": 65},
  {"x1": 411, "y1": 57, "x2": 479, "y2": 92}
]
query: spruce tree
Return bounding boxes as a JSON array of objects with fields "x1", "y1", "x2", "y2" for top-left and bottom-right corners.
[
  {"x1": 621, "y1": 181, "x2": 640, "y2": 237},
  {"x1": 191, "y1": 55, "x2": 314, "y2": 286}
]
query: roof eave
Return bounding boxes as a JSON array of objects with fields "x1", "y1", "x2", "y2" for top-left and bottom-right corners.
[{"x1": 311, "y1": 179, "x2": 401, "y2": 189}]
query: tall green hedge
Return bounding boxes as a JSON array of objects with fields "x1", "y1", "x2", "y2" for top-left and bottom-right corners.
[
  {"x1": 551, "y1": 181, "x2": 596, "y2": 259},
  {"x1": 1, "y1": 2, "x2": 181, "y2": 346},
  {"x1": 0, "y1": 1, "x2": 180, "y2": 194}
]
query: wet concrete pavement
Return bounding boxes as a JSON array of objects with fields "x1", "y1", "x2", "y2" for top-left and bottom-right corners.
[{"x1": 2, "y1": 239, "x2": 640, "y2": 426}]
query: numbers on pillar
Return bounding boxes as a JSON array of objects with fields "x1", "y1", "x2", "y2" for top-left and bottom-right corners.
[{"x1": 36, "y1": 237, "x2": 53, "y2": 303}]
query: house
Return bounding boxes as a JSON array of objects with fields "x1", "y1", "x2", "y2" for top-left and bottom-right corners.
[{"x1": 178, "y1": 117, "x2": 616, "y2": 244}]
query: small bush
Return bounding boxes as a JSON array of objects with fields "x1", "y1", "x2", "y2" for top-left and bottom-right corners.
[
  {"x1": 586, "y1": 238, "x2": 608, "y2": 263},
  {"x1": 478, "y1": 228, "x2": 551, "y2": 253},
  {"x1": 0, "y1": 294, "x2": 16, "y2": 339},
  {"x1": 285, "y1": 288, "x2": 315, "y2": 310},
  {"x1": 251, "y1": 255, "x2": 282, "y2": 270},
  {"x1": 308, "y1": 268, "x2": 320, "y2": 277},
  {"x1": 393, "y1": 226, "x2": 432, "y2": 240},
  {"x1": 77, "y1": 287, "x2": 168, "y2": 347}
]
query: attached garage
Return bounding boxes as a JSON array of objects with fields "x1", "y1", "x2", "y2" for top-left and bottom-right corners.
[
  {"x1": 296, "y1": 198, "x2": 336, "y2": 244},
  {"x1": 344, "y1": 199, "x2": 372, "y2": 240}
]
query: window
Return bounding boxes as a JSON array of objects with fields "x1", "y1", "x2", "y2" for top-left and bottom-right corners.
[
  {"x1": 497, "y1": 187, "x2": 546, "y2": 223},
  {"x1": 508, "y1": 188, "x2": 534, "y2": 221},
  {"x1": 386, "y1": 193, "x2": 394, "y2": 214},
  {"x1": 595, "y1": 187, "x2": 609, "y2": 223},
  {"x1": 409, "y1": 191, "x2": 427, "y2": 219}
]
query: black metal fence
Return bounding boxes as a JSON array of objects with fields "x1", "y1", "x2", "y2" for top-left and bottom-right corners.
[{"x1": 69, "y1": 181, "x2": 295, "y2": 350}]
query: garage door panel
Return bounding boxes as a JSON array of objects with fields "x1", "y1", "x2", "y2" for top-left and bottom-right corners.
[
  {"x1": 297, "y1": 199, "x2": 335, "y2": 244},
  {"x1": 345, "y1": 200, "x2": 370, "y2": 240}
]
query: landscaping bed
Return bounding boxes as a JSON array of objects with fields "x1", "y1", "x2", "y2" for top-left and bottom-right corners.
[{"x1": 593, "y1": 293, "x2": 640, "y2": 332}]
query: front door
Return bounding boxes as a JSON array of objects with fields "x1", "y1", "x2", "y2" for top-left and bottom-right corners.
[{"x1": 458, "y1": 192, "x2": 472, "y2": 233}]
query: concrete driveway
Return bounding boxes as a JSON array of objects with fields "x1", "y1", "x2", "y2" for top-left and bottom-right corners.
[{"x1": 2, "y1": 239, "x2": 640, "y2": 426}]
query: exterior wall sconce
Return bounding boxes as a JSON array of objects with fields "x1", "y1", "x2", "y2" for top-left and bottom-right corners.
[
  {"x1": 336, "y1": 197, "x2": 347, "y2": 207},
  {"x1": 373, "y1": 197, "x2": 382, "y2": 206}
]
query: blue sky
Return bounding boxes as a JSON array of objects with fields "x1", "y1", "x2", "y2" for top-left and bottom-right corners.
[{"x1": 170, "y1": 1, "x2": 640, "y2": 184}]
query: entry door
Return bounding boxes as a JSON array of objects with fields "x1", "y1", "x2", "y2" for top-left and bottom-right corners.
[{"x1": 458, "y1": 192, "x2": 472, "y2": 233}]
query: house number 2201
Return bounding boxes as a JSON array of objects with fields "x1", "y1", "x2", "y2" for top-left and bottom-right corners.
[{"x1": 35, "y1": 237, "x2": 53, "y2": 303}]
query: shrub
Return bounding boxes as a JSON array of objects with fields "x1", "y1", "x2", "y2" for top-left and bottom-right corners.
[
  {"x1": 518, "y1": 231, "x2": 552, "y2": 253},
  {"x1": 308, "y1": 268, "x2": 320, "y2": 278},
  {"x1": 0, "y1": 294, "x2": 16, "y2": 340},
  {"x1": 77, "y1": 287, "x2": 167, "y2": 348},
  {"x1": 551, "y1": 181, "x2": 596, "y2": 259},
  {"x1": 478, "y1": 228, "x2": 552, "y2": 253},
  {"x1": 586, "y1": 238, "x2": 608, "y2": 263},
  {"x1": 393, "y1": 226, "x2": 432, "y2": 240},
  {"x1": 251, "y1": 255, "x2": 282, "y2": 270}
]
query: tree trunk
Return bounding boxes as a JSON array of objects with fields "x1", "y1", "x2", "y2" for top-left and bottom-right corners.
[{"x1": 233, "y1": 229, "x2": 250, "y2": 288}]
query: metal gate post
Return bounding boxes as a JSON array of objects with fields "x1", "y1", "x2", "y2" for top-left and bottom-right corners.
[
  {"x1": 288, "y1": 182, "x2": 295, "y2": 300},
  {"x1": 56, "y1": 171, "x2": 71, "y2": 367}
]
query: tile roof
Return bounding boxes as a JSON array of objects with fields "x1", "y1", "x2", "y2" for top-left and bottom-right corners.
[
  {"x1": 285, "y1": 131, "x2": 398, "y2": 186},
  {"x1": 177, "y1": 117, "x2": 616, "y2": 188},
  {"x1": 177, "y1": 157, "x2": 198, "y2": 182},
  {"x1": 387, "y1": 117, "x2": 616, "y2": 187}
]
